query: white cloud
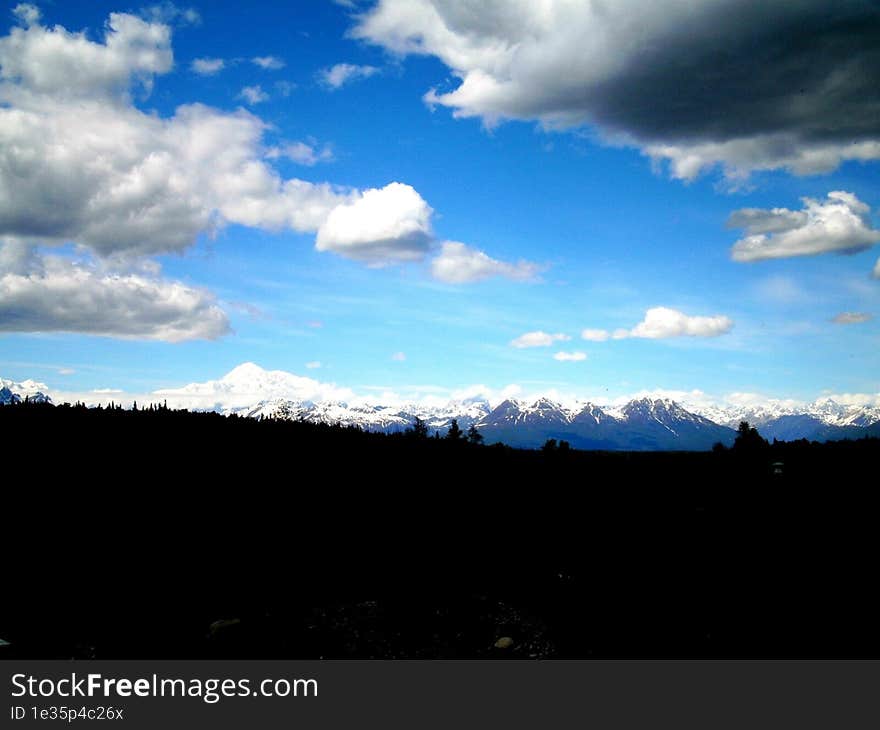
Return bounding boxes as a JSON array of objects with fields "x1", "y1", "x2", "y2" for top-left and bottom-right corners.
[
  {"x1": 353, "y1": 0, "x2": 880, "y2": 178},
  {"x1": 0, "y1": 11, "x2": 173, "y2": 99},
  {"x1": 238, "y1": 85, "x2": 269, "y2": 104},
  {"x1": 142, "y1": 3, "x2": 201, "y2": 26},
  {"x1": 316, "y1": 182, "x2": 433, "y2": 264},
  {"x1": 305, "y1": 361, "x2": 322, "y2": 369},
  {"x1": 873, "y1": 258, "x2": 880, "y2": 280},
  {"x1": 267, "y1": 140, "x2": 334, "y2": 166},
  {"x1": 553, "y1": 351, "x2": 586, "y2": 362},
  {"x1": 814, "y1": 392, "x2": 880, "y2": 408},
  {"x1": 252, "y1": 56, "x2": 285, "y2": 70},
  {"x1": 581, "y1": 328, "x2": 610, "y2": 342},
  {"x1": 191, "y1": 57, "x2": 224, "y2": 75},
  {"x1": 510, "y1": 331, "x2": 570, "y2": 349},
  {"x1": 319, "y1": 63, "x2": 379, "y2": 89},
  {"x1": 391, "y1": 351, "x2": 406, "y2": 361},
  {"x1": 729, "y1": 192, "x2": 880, "y2": 262},
  {"x1": 0, "y1": 96, "x2": 352, "y2": 257},
  {"x1": 12, "y1": 4, "x2": 40, "y2": 26},
  {"x1": 57, "y1": 368, "x2": 75, "y2": 376},
  {"x1": 626, "y1": 307, "x2": 733, "y2": 339},
  {"x1": 0, "y1": 14, "x2": 358, "y2": 259},
  {"x1": 832, "y1": 312, "x2": 872, "y2": 324},
  {"x1": 583, "y1": 308, "x2": 732, "y2": 341},
  {"x1": 430, "y1": 241, "x2": 539, "y2": 283},
  {"x1": 0, "y1": 10, "x2": 508, "y2": 339},
  {"x1": 0, "y1": 250, "x2": 229, "y2": 341},
  {"x1": 645, "y1": 138, "x2": 880, "y2": 182}
]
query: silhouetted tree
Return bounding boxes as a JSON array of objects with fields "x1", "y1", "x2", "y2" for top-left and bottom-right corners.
[
  {"x1": 733, "y1": 421, "x2": 768, "y2": 451},
  {"x1": 409, "y1": 416, "x2": 430, "y2": 439},
  {"x1": 446, "y1": 418, "x2": 463, "y2": 441},
  {"x1": 542, "y1": 438, "x2": 558, "y2": 452},
  {"x1": 466, "y1": 425, "x2": 484, "y2": 445},
  {"x1": 558, "y1": 440, "x2": 571, "y2": 452}
]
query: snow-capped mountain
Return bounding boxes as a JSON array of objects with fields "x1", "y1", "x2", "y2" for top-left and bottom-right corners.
[
  {"x1": 690, "y1": 397, "x2": 880, "y2": 443},
  {"x1": 3, "y1": 363, "x2": 879, "y2": 448},
  {"x1": 153, "y1": 362, "x2": 354, "y2": 414},
  {"x1": 475, "y1": 397, "x2": 736, "y2": 450},
  {"x1": 483, "y1": 397, "x2": 571, "y2": 428},
  {"x1": 246, "y1": 395, "x2": 493, "y2": 433},
  {"x1": 693, "y1": 398, "x2": 880, "y2": 430},
  {"x1": 0, "y1": 378, "x2": 52, "y2": 405}
]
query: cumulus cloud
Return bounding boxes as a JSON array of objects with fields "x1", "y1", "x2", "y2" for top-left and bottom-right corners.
[
  {"x1": 0, "y1": 249, "x2": 229, "y2": 341},
  {"x1": 581, "y1": 328, "x2": 610, "y2": 342},
  {"x1": 353, "y1": 0, "x2": 880, "y2": 178},
  {"x1": 626, "y1": 307, "x2": 733, "y2": 339},
  {"x1": 832, "y1": 312, "x2": 873, "y2": 324},
  {"x1": 0, "y1": 14, "x2": 360, "y2": 259},
  {"x1": 267, "y1": 140, "x2": 334, "y2": 166},
  {"x1": 316, "y1": 183, "x2": 433, "y2": 264},
  {"x1": 191, "y1": 57, "x2": 224, "y2": 75},
  {"x1": 582, "y1": 307, "x2": 733, "y2": 341},
  {"x1": 252, "y1": 55, "x2": 285, "y2": 70},
  {"x1": 430, "y1": 241, "x2": 539, "y2": 283},
  {"x1": 0, "y1": 10, "x2": 516, "y2": 339},
  {"x1": 1, "y1": 11, "x2": 173, "y2": 99},
  {"x1": 729, "y1": 192, "x2": 880, "y2": 262},
  {"x1": 510, "y1": 331, "x2": 570, "y2": 349},
  {"x1": 318, "y1": 63, "x2": 379, "y2": 89},
  {"x1": 238, "y1": 84, "x2": 268, "y2": 104},
  {"x1": 0, "y1": 97, "x2": 352, "y2": 257},
  {"x1": 553, "y1": 351, "x2": 586, "y2": 362}
]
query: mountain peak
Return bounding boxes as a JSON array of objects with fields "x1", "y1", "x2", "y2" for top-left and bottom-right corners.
[{"x1": 223, "y1": 362, "x2": 269, "y2": 381}]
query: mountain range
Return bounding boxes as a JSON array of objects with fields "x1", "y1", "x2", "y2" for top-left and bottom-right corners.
[
  {"x1": 2, "y1": 364, "x2": 879, "y2": 450},
  {"x1": 0, "y1": 378, "x2": 52, "y2": 406}
]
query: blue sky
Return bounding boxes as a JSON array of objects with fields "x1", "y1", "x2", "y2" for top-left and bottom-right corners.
[{"x1": 1, "y1": 0, "x2": 879, "y2": 406}]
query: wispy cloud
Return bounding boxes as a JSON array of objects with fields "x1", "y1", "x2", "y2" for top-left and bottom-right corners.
[
  {"x1": 252, "y1": 55, "x2": 285, "y2": 70},
  {"x1": 267, "y1": 140, "x2": 334, "y2": 166},
  {"x1": 832, "y1": 312, "x2": 872, "y2": 324},
  {"x1": 191, "y1": 57, "x2": 224, "y2": 75},
  {"x1": 511, "y1": 331, "x2": 571, "y2": 348},
  {"x1": 431, "y1": 242, "x2": 540, "y2": 284},
  {"x1": 318, "y1": 63, "x2": 379, "y2": 90},
  {"x1": 238, "y1": 85, "x2": 269, "y2": 104},
  {"x1": 553, "y1": 351, "x2": 587, "y2": 362}
]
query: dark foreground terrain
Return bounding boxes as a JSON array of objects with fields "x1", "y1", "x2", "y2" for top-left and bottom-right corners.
[{"x1": 1, "y1": 402, "x2": 878, "y2": 659}]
